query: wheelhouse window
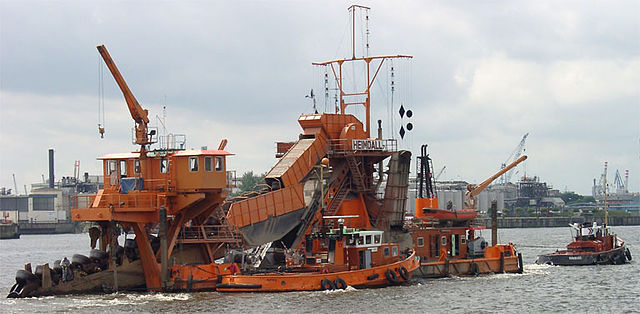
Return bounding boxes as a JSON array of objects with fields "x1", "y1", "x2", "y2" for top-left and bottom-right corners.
[
  {"x1": 134, "y1": 159, "x2": 141, "y2": 174},
  {"x1": 119, "y1": 160, "x2": 127, "y2": 177},
  {"x1": 417, "y1": 237, "x2": 424, "y2": 247},
  {"x1": 384, "y1": 247, "x2": 390, "y2": 257},
  {"x1": 108, "y1": 160, "x2": 117, "y2": 174},
  {"x1": 357, "y1": 236, "x2": 364, "y2": 245},
  {"x1": 204, "y1": 156, "x2": 213, "y2": 172},
  {"x1": 161, "y1": 158, "x2": 169, "y2": 173},
  {"x1": 365, "y1": 235, "x2": 372, "y2": 245},
  {"x1": 215, "y1": 156, "x2": 224, "y2": 172},
  {"x1": 374, "y1": 234, "x2": 381, "y2": 244},
  {"x1": 189, "y1": 156, "x2": 199, "y2": 172},
  {"x1": 392, "y1": 246, "x2": 399, "y2": 257}
]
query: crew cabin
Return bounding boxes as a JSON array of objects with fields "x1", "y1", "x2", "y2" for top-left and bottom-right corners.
[{"x1": 99, "y1": 149, "x2": 233, "y2": 193}]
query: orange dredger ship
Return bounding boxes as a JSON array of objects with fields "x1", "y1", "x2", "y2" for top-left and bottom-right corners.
[{"x1": 7, "y1": 5, "x2": 420, "y2": 297}]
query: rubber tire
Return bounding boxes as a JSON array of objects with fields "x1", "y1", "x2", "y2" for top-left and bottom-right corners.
[
  {"x1": 469, "y1": 262, "x2": 479, "y2": 276},
  {"x1": 398, "y1": 266, "x2": 409, "y2": 281},
  {"x1": 334, "y1": 277, "x2": 347, "y2": 290},
  {"x1": 320, "y1": 278, "x2": 335, "y2": 291},
  {"x1": 625, "y1": 248, "x2": 632, "y2": 261},
  {"x1": 385, "y1": 269, "x2": 398, "y2": 284}
]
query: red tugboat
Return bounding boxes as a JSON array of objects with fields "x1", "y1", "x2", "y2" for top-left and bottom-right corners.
[
  {"x1": 537, "y1": 162, "x2": 632, "y2": 266},
  {"x1": 536, "y1": 222, "x2": 631, "y2": 265}
]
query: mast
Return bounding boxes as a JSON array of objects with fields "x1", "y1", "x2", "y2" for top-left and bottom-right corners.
[
  {"x1": 314, "y1": 6, "x2": 411, "y2": 137},
  {"x1": 603, "y1": 161, "x2": 608, "y2": 228}
]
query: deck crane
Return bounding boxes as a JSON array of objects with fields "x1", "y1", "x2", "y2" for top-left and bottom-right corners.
[
  {"x1": 466, "y1": 155, "x2": 528, "y2": 209},
  {"x1": 500, "y1": 133, "x2": 529, "y2": 184},
  {"x1": 97, "y1": 45, "x2": 155, "y2": 155}
]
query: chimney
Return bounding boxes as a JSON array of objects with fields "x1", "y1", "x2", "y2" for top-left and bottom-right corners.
[{"x1": 48, "y1": 149, "x2": 55, "y2": 188}]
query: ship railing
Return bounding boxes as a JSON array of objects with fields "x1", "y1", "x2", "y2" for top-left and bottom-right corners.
[
  {"x1": 328, "y1": 138, "x2": 397, "y2": 156},
  {"x1": 178, "y1": 224, "x2": 243, "y2": 243},
  {"x1": 72, "y1": 194, "x2": 97, "y2": 209},
  {"x1": 142, "y1": 178, "x2": 172, "y2": 191},
  {"x1": 72, "y1": 193, "x2": 159, "y2": 210}
]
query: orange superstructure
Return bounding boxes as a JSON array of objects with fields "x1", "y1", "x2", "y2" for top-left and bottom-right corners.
[
  {"x1": 410, "y1": 144, "x2": 524, "y2": 277},
  {"x1": 8, "y1": 6, "x2": 421, "y2": 297}
]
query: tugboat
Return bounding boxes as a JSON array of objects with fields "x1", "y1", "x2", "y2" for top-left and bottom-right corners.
[
  {"x1": 536, "y1": 222, "x2": 631, "y2": 265},
  {"x1": 537, "y1": 162, "x2": 632, "y2": 266},
  {"x1": 408, "y1": 145, "x2": 526, "y2": 277}
]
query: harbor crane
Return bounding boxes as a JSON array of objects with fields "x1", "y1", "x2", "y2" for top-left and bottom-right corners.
[
  {"x1": 499, "y1": 133, "x2": 529, "y2": 184},
  {"x1": 435, "y1": 165, "x2": 446, "y2": 181}
]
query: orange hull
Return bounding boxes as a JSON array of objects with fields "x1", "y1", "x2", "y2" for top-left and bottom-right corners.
[
  {"x1": 420, "y1": 208, "x2": 477, "y2": 221},
  {"x1": 416, "y1": 245, "x2": 523, "y2": 278},
  {"x1": 217, "y1": 251, "x2": 420, "y2": 292}
]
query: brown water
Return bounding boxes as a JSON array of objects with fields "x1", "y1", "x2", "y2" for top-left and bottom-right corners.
[{"x1": 1, "y1": 226, "x2": 638, "y2": 313}]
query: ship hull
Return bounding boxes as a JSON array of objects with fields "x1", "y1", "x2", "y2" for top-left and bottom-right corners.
[
  {"x1": 216, "y1": 252, "x2": 420, "y2": 292},
  {"x1": 416, "y1": 252, "x2": 523, "y2": 278},
  {"x1": 536, "y1": 246, "x2": 630, "y2": 266}
]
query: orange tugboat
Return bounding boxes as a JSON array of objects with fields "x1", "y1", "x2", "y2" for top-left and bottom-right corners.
[{"x1": 408, "y1": 145, "x2": 525, "y2": 277}]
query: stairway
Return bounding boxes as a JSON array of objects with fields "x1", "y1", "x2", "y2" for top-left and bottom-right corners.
[
  {"x1": 325, "y1": 177, "x2": 350, "y2": 216},
  {"x1": 345, "y1": 154, "x2": 367, "y2": 191}
]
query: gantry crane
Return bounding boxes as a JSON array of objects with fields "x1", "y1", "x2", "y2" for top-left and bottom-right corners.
[{"x1": 500, "y1": 133, "x2": 529, "y2": 184}]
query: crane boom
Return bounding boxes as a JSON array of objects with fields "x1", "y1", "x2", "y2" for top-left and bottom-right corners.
[
  {"x1": 465, "y1": 155, "x2": 528, "y2": 208},
  {"x1": 97, "y1": 45, "x2": 151, "y2": 147}
]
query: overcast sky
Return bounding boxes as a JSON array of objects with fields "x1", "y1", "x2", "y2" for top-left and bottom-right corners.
[{"x1": 1, "y1": 0, "x2": 638, "y2": 195}]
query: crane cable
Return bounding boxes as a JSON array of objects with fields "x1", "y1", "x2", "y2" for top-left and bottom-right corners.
[{"x1": 98, "y1": 56, "x2": 106, "y2": 138}]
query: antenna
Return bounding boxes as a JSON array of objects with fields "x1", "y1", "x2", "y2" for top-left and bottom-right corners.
[{"x1": 349, "y1": 5, "x2": 370, "y2": 59}]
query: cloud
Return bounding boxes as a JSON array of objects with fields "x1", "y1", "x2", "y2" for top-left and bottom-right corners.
[{"x1": 1, "y1": 0, "x2": 639, "y2": 195}]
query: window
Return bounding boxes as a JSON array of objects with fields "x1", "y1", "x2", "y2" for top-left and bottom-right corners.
[
  {"x1": 189, "y1": 157, "x2": 199, "y2": 172},
  {"x1": 365, "y1": 235, "x2": 372, "y2": 245},
  {"x1": 134, "y1": 159, "x2": 141, "y2": 174},
  {"x1": 357, "y1": 236, "x2": 364, "y2": 245},
  {"x1": 215, "y1": 156, "x2": 224, "y2": 172},
  {"x1": 0, "y1": 197, "x2": 28, "y2": 212},
  {"x1": 461, "y1": 234, "x2": 466, "y2": 244},
  {"x1": 392, "y1": 246, "x2": 398, "y2": 257},
  {"x1": 108, "y1": 160, "x2": 117, "y2": 174},
  {"x1": 160, "y1": 159, "x2": 169, "y2": 173},
  {"x1": 374, "y1": 234, "x2": 381, "y2": 244},
  {"x1": 32, "y1": 195, "x2": 55, "y2": 211},
  {"x1": 383, "y1": 247, "x2": 390, "y2": 257},
  {"x1": 204, "y1": 156, "x2": 213, "y2": 172},
  {"x1": 119, "y1": 160, "x2": 127, "y2": 177},
  {"x1": 441, "y1": 236, "x2": 447, "y2": 246},
  {"x1": 417, "y1": 237, "x2": 424, "y2": 247}
]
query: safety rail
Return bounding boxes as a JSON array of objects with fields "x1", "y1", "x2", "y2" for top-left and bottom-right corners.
[
  {"x1": 72, "y1": 192, "x2": 162, "y2": 210},
  {"x1": 72, "y1": 194, "x2": 96, "y2": 209},
  {"x1": 177, "y1": 225, "x2": 243, "y2": 243},
  {"x1": 328, "y1": 138, "x2": 397, "y2": 155}
]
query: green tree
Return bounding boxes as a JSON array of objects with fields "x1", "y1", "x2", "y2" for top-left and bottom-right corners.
[{"x1": 237, "y1": 171, "x2": 265, "y2": 193}]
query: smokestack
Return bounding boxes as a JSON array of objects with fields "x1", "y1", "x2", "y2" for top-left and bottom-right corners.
[
  {"x1": 48, "y1": 149, "x2": 55, "y2": 188},
  {"x1": 625, "y1": 170, "x2": 629, "y2": 193}
]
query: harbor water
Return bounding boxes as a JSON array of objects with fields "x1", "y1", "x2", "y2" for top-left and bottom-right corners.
[{"x1": 1, "y1": 226, "x2": 638, "y2": 313}]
